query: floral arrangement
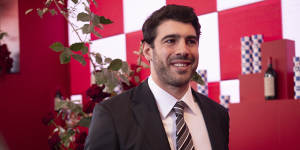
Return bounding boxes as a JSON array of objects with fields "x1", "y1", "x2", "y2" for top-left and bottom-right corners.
[
  {"x1": 41, "y1": 63, "x2": 141, "y2": 150},
  {"x1": 27, "y1": 0, "x2": 204, "y2": 149},
  {"x1": 0, "y1": 31, "x2": 13, "y2": 76}
]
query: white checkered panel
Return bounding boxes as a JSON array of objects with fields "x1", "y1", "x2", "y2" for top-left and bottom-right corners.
[
  {"x1": 217, "y1": 0, "x2": 263, "y2": 11},
  {"x1": 197, "y1": 13, "x2": 220, "y2": 82},
  {"x1": 282, "y1": 0, "x2": 300, "y2": 56},
  {"x1": 220, "y1": 79, "x2": 240, "y2": 103},
  {"x1": 123, "y1": 0, "x2": 166, "y2": 33},
  {"x1": 89, "y1": 34, "x2": 126, "y2": 72},
  {"x1": 68, "y1": 0, "x2": 90, "y2": 45}
]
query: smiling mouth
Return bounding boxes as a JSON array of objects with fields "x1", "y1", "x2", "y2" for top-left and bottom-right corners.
[
  {"x1": 170, "y1": 61, "x2": 193, "y2": 70},
  {"x1": 173, "y1": 63, "x2": 189, "y2": 67}
]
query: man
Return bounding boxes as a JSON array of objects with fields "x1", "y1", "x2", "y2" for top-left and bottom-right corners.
[{"x1": 85, "y1": 4, "x2": 229, "y2": 150}]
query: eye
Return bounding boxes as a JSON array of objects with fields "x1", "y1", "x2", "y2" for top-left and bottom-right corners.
[
  {"x1": 165, "y1": 39, "x2": 176, "y2": 44},
  {"x1": 186, "y1": 39, "x2": 198, "y2": 46}
]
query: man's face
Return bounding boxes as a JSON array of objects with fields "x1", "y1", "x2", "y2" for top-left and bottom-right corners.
[{"x1": 144, "y1": 20, "x2": 199, "y2": 87}]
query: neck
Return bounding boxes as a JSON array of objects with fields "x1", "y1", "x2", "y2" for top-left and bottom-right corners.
[{"x1": 151, "y1": 76, "x2": 190, "y2": 99}]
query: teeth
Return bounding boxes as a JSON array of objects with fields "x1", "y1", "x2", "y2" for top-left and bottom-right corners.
[{"x1": 174, "y1": 63, "x2": 187, "y2": 67}]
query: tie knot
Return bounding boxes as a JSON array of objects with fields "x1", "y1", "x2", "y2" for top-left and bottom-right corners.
[{"x1": 173, "y1": 101, "x2": 185, "y2": 117}]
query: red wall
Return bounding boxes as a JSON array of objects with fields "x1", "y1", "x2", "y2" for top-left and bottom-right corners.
[{"x1": 0, "y1": 0, "x2": 69, "y2": 149}]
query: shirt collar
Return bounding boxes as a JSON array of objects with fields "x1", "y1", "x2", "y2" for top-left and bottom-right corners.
[{"x1": 148, "y1": 76, "x2": 196, "y2": 119}]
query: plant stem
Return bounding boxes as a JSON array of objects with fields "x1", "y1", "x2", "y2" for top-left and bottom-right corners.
[
  {"x1": 53, "y1": 0, "x2": 83, "y2": 42},
  {"x1": 53, "y1": 0, "x2": 98, "y2": 70}
]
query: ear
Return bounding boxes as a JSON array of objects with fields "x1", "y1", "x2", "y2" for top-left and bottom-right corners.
[{"x1": 142, "y1": 42, "x2": 153, "y2": 61}]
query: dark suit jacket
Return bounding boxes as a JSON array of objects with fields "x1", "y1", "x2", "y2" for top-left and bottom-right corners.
[{"x1": 84, "y1": 80, "x2": 229, "y2": 150}]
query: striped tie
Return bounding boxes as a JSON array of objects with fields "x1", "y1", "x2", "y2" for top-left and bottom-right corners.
[{"x1": 173, "y1": 101, "x2": 195, "y2": 150}]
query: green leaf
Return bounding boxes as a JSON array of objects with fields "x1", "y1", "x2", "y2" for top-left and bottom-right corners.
[
  {"x1": 134, "y1": 76, "x2": 140, "y2": 83},
  {"x1": 60, "y1": 50, "x2": 71, "y2": 64},
  {"x1": 81, "y1": 24, "x2": 91, "y2": 34},
  {"x1": 72, "y1": 54, "x2": 86, "y2": 66},
  {"x1": 94, "y1": 71, "x2": 107, "y2": 85},
  {"x1": 106, "y1": 71, "x2": 119, "y2": 92},
  {"x1": 60, "y1": 132, "x2": 71, "y2": 147},
  {"x1": 91, "y1": 13, "x2": 100, "y2": 26},
  {"x1": 67, "y1": 101, "x2": 82, "y2": 114},
  {"x1": 71, "y1": 0, "x2": 78, "y2": 4},
  {"x1": 70, "y1": 42, "x2": 84, "y2": 51},
  {"x1": 84, "y1": 5, "x2": 91, "y2": 14},
  {"x1": 99, "y1": 16, "x2": 113, "y2": 24},
  {"x1": 137, "y1": 57, "x2": 141, "y2": 65},
  {"x1": 92, "y1": 0, "x2": 98, "y2": 6},
  {"x1": 50, "y1": 42, "x2": 64, "y2": 52},
  {"x1": 81, "y1": 45, "x2": 89, "y2": 55},
  {"x1": 121, "y1": 61, "x2": 129, "y2": 74},
  {"x1": 104, "y1": 58, "x2": 112, "y2": 64},
  {"x1": 37, "y1": 8, "x2": 43, "y2": 18},
  {"x1": 77, "y1": 12, "x2": 90, "y2": 22},
  {"x1": 95, "y1": 53, "x2": 102, "y2": 64},
  {"x1": 54, "y1": 100, "x2": 66, "y2": 111},
  {"x1": 78, "y1": 117, "x2": 92, "y2": 127},
  {"x1": 49, "y1": 9, "x2": 57, "y2": 15},
  {"x1": 92, "y1": 30, "x2": 102, "y2": 38},
  {"x1": 67, "y1": 128, "x2": 75, "y2": 136},
  {"x1": 25, "y1": 9, "x2": 33, "y2": 15},
  {"x1": 140, "y1": 61, "x2": 149, "y2": 68},
  {"x1": 108, "y1": 59, "x2": 122, "y2": 71},
  {"x1": 191, "y1": 71, "x2": 205, "y2": 85},
  {"x1": 136, "y1": 67, "x2": 141, "y2": 73},
  {"x1": 120, "y1": 74, "x2": 130, "y2": 86}
]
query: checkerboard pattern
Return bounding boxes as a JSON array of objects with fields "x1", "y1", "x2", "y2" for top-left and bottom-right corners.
[
  {"x1": 251, "y1": 34, "x2": 263, "y2": 73},
  {"x1": 68, "y1": 0, "x2": 300, "y2": 104},
  {"x1": 197, "y1": 69, "x2": 208, "y2": 96},
  {"x1": 293, "y1": 56, "x2": 300, "y2": 99},
  {"x1": 220, "y1": 95, "x2": 230, "y2": 109},
  {"x1": 241, "y1": 36, "x2": 253, "y2": 74}
]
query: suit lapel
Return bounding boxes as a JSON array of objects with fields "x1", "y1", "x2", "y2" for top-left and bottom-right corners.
[
  {"x1": 192, "y1": 90, "x2": 219, "y2": 150},
  {"x1": 130, "y1": 81, "x2": 171, "y2": 150}
]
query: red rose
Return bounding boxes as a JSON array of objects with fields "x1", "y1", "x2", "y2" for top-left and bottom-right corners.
[
  {"x1": 83, "y1": 100, "x2": 95, "y2": 114},
  {"x1": 42, "y1": 112, "x2": 55, "y2": 126},
  {"x1": 75, "y1": 144, "x2": 84, "y2": 150},
  {"x1": 86, "y1": 84, "x2": 111, "y2": 103},
  {"x1": 48, "y1": 132, "x2": 61, "y2": 150},
  {"x1": 129, "y1": 64, "x2": 142, "y2": 86},
  {"x1": 75, "y1": 132, "x2": 87, "y2": 144},
  {"x1": 121, "y1": 81, "x2": 136, "y2": 91},
  {"x1": 0, "y1": 44, "x2": 13, "y2": 74}
]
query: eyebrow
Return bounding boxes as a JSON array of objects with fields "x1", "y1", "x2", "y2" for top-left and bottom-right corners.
[
  {"x1": 160, "y1": 34, "x2": 198, "y2": 42},
  {"x1": 161, "y1": 34, "x2": 180, "y2": 42}
]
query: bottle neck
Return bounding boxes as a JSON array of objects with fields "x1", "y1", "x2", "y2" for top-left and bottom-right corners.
[
  {"x1": 267, "y1": 57, "x2": 273, "y2": 68},
  {"x1": 268, "y1": 63, "x2": 272, "y2": 68}
]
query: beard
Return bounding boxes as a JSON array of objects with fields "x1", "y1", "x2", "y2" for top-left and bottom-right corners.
[{"x1": 152, "y1": 49, "x2": 197, "y2": 87}]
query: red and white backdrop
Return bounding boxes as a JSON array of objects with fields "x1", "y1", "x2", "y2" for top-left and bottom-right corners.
[{"x1": 68, "y1": 0, "x2": 300, "y2": 104}]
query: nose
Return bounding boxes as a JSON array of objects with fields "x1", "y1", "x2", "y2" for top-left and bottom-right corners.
[{"x1": 175, "y1": 40, "x2": 190, "y2": 57}]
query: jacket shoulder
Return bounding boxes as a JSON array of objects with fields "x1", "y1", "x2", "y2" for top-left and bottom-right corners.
[{"x1": 192, "y1": 90, "x2": 228, "y2": 113}]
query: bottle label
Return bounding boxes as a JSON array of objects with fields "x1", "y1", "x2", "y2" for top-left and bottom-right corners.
[{"x1": 264, "y1": 77, "x2": 275, "y2": 96}]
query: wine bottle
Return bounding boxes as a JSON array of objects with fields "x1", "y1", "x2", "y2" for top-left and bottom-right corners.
[{"x1": 264, "y1": 57, "x2": 277, "y2": 100}]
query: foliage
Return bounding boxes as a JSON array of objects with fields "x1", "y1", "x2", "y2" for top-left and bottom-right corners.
[
  {"x1": 27, "y1": 0, "x2": 203, "y2": 149},
  {"x1": 42, "y1": 94, "x2": 91, "y2": 150},
  {"x1": 0, "y1": 31, "x2": 13, "y2": 76}
]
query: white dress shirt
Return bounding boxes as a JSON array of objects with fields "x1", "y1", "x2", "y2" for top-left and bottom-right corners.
[{"x1": 148, "y1": 76, "x2": 212, "y2": 150}]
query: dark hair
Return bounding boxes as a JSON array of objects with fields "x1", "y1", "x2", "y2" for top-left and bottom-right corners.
[{"x1": 142, "y1": 4, "x2": 201, "y2": 47}]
